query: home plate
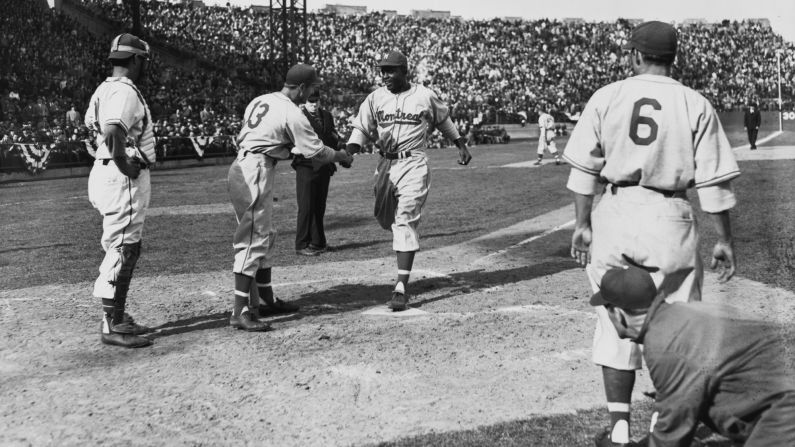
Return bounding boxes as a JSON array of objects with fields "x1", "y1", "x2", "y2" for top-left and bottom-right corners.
[{"x1": 362, "y1": 306, "x2": 428, "y2": 317}]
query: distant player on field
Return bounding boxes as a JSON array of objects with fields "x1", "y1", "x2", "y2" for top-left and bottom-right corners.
[
  {"x1": 344, "y1": 50, "x2": 472, "y2": 311},
  {"x1": 562, "y1": 21, "x2": 741, "y2": 446},
  {"x1": 534, "y1": 110, "x2": 561, "y2": 165}
]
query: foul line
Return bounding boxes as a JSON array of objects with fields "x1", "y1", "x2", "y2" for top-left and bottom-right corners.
[
  {"x1": 733, "y1": 130, "x2": 783, "y2": 150},
  {"x1": 472, "y1": 219, "x2": 575, "y2": 265}
]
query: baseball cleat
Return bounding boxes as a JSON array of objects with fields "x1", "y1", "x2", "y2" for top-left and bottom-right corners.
[
  {"x1": 533, "y1": 159, "x2": 542, "y2": 166},
  {"x1": 100, "y1": 316, "x2": 152, "y2": 348},
  {"x1": 111, "y1": 313, "x2": 153, "y2": 335},
  {"x1": 229, "y1": 308, "x2": 272, "y2": 332},
  {"x1": 593, "y1": 428, "x2": 630, "y2": 447},
  {"x1": 259, "y1": 298, "x2": 300, "y2": 315},
  {"x1": 555, "y1": 158, "x2": 562, "y2": 165},
  {"x1": 387, "y1": 291, "x2": 409, "y2": 311}
]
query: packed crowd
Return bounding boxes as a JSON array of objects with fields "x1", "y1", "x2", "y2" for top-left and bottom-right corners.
[
  {"x1": 76, "y1": 0, "x2": 795, "y2": 116},
  {"x1": 3, "y1": 0, "x2": 794, "y2": 150},
  {"x1": 0, "y1": 0, "x2": 254, "y2": 148}
]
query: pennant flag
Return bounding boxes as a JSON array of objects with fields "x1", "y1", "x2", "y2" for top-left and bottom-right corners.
[
  {"x1": 190, "y1": 136, "x2": 215, "y2": 159},
  {"x1": 17, "y1": 143, "x2": 51, "y2": 175}
]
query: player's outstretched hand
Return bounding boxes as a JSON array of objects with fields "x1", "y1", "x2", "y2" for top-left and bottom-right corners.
[
  {"x1": 456, "y1": 139, "x2": 472, "y2": 166},
  {"x1": 570, "y1": 225, "x2": 592, "y2": 266},
  {"x1": 710, "y1": 240, "x2": 736, "y2": 282}
]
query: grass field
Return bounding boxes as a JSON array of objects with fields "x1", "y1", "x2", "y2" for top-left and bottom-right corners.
[{"x1": 1, "y1": 127, "x2": 794, "y2": 446}]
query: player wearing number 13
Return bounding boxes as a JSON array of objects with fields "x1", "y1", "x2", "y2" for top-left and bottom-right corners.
[
  {"x1": 227, "y1": 64, "x2": 352, "y2": 332},
  {"x1": 562, "y1": 21, "x2": 741, "y2": 446}
]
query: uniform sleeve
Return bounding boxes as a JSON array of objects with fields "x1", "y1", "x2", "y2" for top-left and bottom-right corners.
[
  {"x1": 427, "y1": 88, "x2": 451, "y2": 126},
  {"x1": 563, "y1": 94, "x2": 605, "y2": 195},
  {"x1": 693, "y1": 101, "x2": 740, "y2": 189},
  {"x1": 350, "y1": 93, "x2": 378, "y2": 140},
  {"x1": 101, "y1": 86, "x2": 144, "y2": 135},
  {"x1": 286, "y1": 108, "x2": 330, "y2": 159},
  {"x1": 647, "y1": 353, "x2": 707, "y2": 447}
]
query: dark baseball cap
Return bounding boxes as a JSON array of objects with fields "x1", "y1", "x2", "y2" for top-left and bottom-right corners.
[
  {"x1": 590, "y1": 265, "x2": 657, "y2": 309},
  {"x1": 108, "y1": 33, "x2": 150, "y2": 60},
  {"x1": 284, "y1": 63, "x2": 322, "y2": 87},
  {"x1": 378, "y1": 50, "x2": 408, "y2": 67},
  {"x1": 307, "y1": 89, "x2": 320, "y2": 102},
  {"x1": 621, "y1": 21, "x2": 677, "y2": 58}
]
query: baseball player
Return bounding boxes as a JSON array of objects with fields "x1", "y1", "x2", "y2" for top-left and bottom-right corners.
[
  {"x1": 534, "y1": 110, "x2": 561, "y2": 165},
  {"x1": 84, "y1": 33, "x2": 155, "y2": 348},
  {"x1": 228, "y1": 63, "x2": 351, "y2": 331},
  {"x1": 591, "y1": 264, "x2": 795, "y2": 447},
  {"x1": 562, "y1": 22, "x2": 741, "y2": 446},
  {"x1": 344, "y1": 50, "x2": 472, "y2": 311}
]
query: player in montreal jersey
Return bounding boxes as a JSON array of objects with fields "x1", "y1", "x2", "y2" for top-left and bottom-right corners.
[
  {"x1": 562, "y1": 22, "x2": 741, "y2": 446},
  {"x1": 344, "y1": 50, "x2": 472, "y2": 311},
  {"x1": 534, "y1": 111, "x2": 561, "y2": 165},
  {"x1": 84, "y1": 33, "x2": 156, "y2": 348},
  {"x1": 227, "y1": 64, "x2": 352, "y2": 332}
]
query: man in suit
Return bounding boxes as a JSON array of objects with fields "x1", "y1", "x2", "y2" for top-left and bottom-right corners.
[{"x1": 293, "y1": 89, "x2": 341, "y2": 256}]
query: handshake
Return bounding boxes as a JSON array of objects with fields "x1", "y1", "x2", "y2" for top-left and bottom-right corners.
[{"x1": 336, "y1": 148, "x2": 353, "y2": 168}]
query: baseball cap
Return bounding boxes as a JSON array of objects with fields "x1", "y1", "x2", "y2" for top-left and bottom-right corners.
[
  {"x1": 590, "y1": 265, "x2": 657, "y2": 309},
  {"x1": 284, "y1": 63, "x2": 322, "y2": 87},
  {"x1": 306, "y1": 89, "x2": 320, "y2": 102},
  {"x1": 378, "y1": 50, "x2": 408, "y2": 67},
  {"x1": 108, "y1": 33, "x2": 150, "y2": 60},
  {"x1": 621, "y1": 21, "x2": 677, "y2": 58}
]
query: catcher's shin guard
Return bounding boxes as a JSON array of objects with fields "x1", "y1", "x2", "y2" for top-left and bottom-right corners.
[{"x1": 111, "y1": 241, "x2": 142, "y2": 323}]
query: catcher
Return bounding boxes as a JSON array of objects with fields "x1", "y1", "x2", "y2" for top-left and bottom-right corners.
[{"x1": 592, "y1": 263, "x2": 795, "y2": 447}]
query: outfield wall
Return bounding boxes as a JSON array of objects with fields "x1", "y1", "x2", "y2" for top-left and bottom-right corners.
[{"x1": 718, "y1": 111, "x2": 795, "y2": 132}]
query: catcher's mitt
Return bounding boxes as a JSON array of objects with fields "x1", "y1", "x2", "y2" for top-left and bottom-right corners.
[{"x1": 373, "y1": 157, "x2": 398, "y2": 230}]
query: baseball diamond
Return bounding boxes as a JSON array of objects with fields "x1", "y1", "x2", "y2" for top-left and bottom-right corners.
[{"x1": 2, "y1": 1, "x2": 795, "y2": 446}]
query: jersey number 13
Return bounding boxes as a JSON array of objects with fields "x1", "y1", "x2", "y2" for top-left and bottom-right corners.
[{"x1": 629, "y1": 98, "x2": 661, "y2": 145}]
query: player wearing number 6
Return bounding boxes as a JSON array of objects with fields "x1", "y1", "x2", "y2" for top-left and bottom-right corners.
[
  {"x1": 562, "y1": 21, "x2": 741, "y2": 446},
  {"x1": 227, "y1": 64, "x2": 352, "y2": 332}
]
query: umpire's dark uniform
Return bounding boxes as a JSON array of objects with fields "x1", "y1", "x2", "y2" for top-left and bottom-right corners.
[
  {"x1": 744, "y1": 104, "x2": 761, "y2": 150},
  {"x1": 641, "y1": 301, "x2": 795, "y2": 446},
  {"x1": 293, "y1": 96, "x2": 340, "y2": 253}
]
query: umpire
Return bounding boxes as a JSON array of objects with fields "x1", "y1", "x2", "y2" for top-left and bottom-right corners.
[
  {"x1": 293, "y1": 90, "x2": 340, "y2": 256},
  {"x1": 592, "y1": 264, "x2": 795, "y2": 447}
]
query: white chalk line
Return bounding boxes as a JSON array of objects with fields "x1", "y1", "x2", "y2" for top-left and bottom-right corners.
[
  {"x1": 472, "y1": 219, "x2": 575, "y2": 265},
  {"x1": 732, "y1": 130, "x2": 783, "y2": 151}
]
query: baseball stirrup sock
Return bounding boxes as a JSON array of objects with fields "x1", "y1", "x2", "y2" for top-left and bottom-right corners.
[
  {"x1": 396, "y1": 270, "x2": 411, "y2": 290},
  {"x1": 234, "y1": 290, "x2": 250, "y2": 315},
  {"x1": 607, "y1": 403, "x2": 631, "y2": 444},
  {"x1": 256, "y1": 282, "x2": 273, "y2": 306}
]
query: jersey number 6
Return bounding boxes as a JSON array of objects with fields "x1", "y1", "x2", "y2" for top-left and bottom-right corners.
[
  {"x1": 629, "y1": 98, "x2": 661, "y2": 145},
  {"x1": 246, "y1": 101, "x2": 270, "y2": 129}
]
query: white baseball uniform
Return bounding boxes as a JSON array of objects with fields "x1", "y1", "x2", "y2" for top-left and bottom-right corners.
[
  {"x1": 347, "y1": 83, "x2": 461, "y2": 251},
  {"x1": 537, "y1": 112, "x2": 558, "y2": 156},
  {"x1": 230, "y1": 91, "x2": 336, "y2": 277},
  {"x1": 563, "y1": 73, "x2": 740, "y2": 370},
  {"x1": 84, "y1": 76, "x2": 155, "y2": 299}
]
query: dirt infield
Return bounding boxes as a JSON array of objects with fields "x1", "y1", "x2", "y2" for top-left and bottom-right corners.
[{"x1": 3, "y1": 201, "x2": 795, "y2": 446}]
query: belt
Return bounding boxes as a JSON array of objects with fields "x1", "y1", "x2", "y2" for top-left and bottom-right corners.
[
  {"x1": 379, "y1": 150, "x2": 412, "y2": 160},
  {"x1": 100, "y1": 159, "x2": 149, "y2": 169},
  {"x1": 608, "y1": 183, "x2": 686, "y2": 198},
  {"x1": 240, "y1": 150, "x2": 278, "y2": 165}
]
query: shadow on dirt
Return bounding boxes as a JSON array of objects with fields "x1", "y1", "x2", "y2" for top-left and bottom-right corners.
[{"x1": 143, "y1": 259, "x2": 577, "y2": 339}]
